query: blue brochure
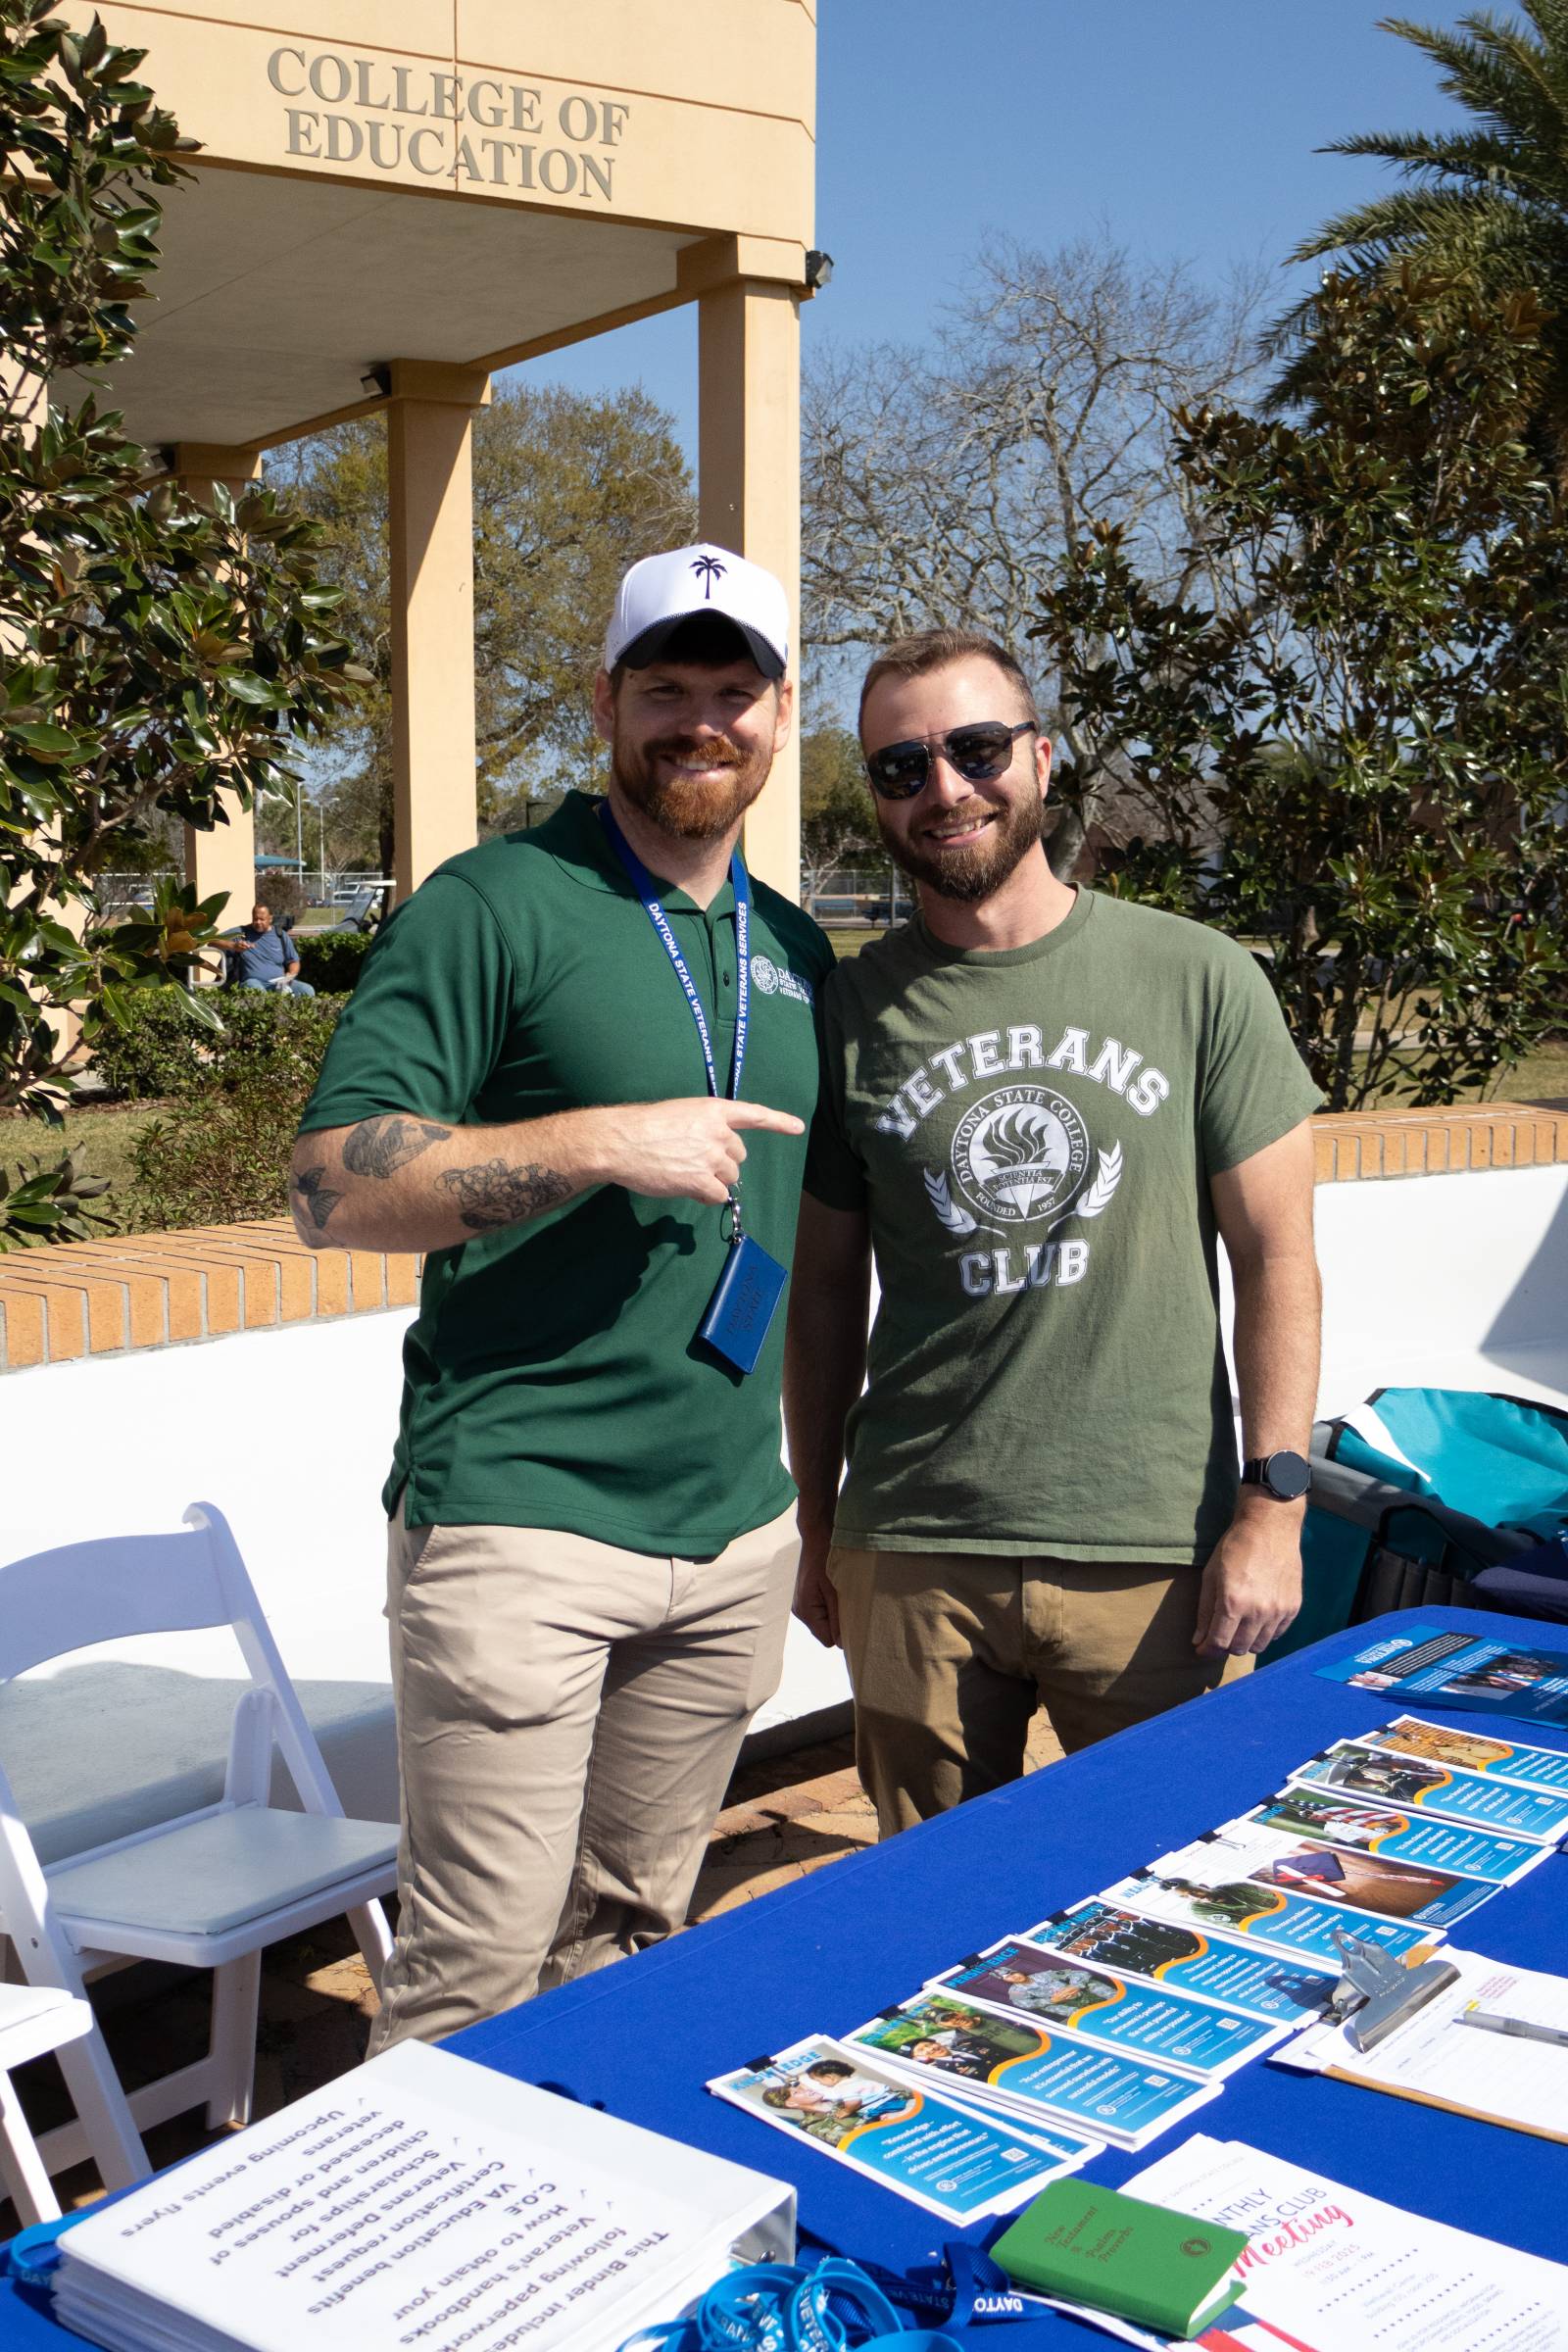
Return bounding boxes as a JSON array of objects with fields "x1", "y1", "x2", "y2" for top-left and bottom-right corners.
[
  {"x1": 1287, "y1": 1739, "x2": 1568, "y2": 1841},
  {"x1": 1102, "y1": 1869, "x2": 1445, "y2": 1968},
  {"x1": 706, "y1": 2035, "x2": 1091, "y2": 2223},
  {"x1": 925, "y1": 1936, "x2": 1286, "y2": 2078},
  {"x1": 1022, "y1": 1899, "x2": 1338, "y2": 2023},
  {"x1": 1364, "y1": 1713, "x2": 1568, "y2": 1796},
  {"x1": 1317, "y1": 1623, "x2": 1568, "y2": 1728},
  {"x1": 1141, "y1": 1820, "x2": 1496, "y2": 1935},
  {"x1": 842, "y1": 1992, "x2": 1220, "y2": 2152},
  {"x1": 1241, "y1": 1790, "x2": 1549, "y2": 1886}
]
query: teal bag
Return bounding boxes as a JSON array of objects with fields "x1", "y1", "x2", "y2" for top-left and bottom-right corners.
[{"x1": 1261, "y1": 1387, "x2": 1568, "y2": 1665}]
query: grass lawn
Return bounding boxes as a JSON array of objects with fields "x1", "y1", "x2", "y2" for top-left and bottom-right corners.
[{"x1": 1, "y1": 1101, "x2": 169, "y2": 1237}]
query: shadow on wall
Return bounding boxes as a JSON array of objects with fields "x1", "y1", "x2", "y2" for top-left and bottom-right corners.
[
  {"x1": 0, "y1": 1662, "x2": 396, "y2": 1870},
  {"x1": 1482, "y1": 1174, "x2": 1568, "y2": 1389}
]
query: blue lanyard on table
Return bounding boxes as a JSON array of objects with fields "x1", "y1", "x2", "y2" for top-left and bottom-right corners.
[
  {"x1": 599, "y1": 799, "x2": 751, "y2": 1111},
  {"x1": 615, "y1": 2244, "x2": 1032, "y2": 2350}
]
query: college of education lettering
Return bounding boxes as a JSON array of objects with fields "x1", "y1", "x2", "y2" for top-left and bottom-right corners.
[{"x1": 267, "y1": 49, "x2": 629, "y2": 202}]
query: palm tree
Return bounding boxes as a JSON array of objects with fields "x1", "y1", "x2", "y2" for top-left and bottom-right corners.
[{"x1": 1269, "y1": 6, "x2": 1568, "y2": 442}]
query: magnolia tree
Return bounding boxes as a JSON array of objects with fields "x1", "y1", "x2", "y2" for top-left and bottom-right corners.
[
  {"x1": 1034, "y1": 270, "x2": 1568, "y2": 1110},
  {"x1": 0, "y1": 0, "x2": 362, "y2": 1242}
]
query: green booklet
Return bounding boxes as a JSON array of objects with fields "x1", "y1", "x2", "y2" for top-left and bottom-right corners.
[{"x1": 991, "y1": 2178, "x2": 1248, "y2": 2339}]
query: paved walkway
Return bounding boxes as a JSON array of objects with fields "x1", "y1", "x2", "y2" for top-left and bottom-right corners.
[{"x1": 2, "y1": 1718, "x2": 1064, "y2": 2230}]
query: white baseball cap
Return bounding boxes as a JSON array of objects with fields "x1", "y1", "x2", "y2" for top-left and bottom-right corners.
[{"x1": 605, "y1": 542, "x2": 790, "y2": 680}]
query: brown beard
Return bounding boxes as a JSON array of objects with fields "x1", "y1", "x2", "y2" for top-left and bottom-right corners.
[
  {"x1": 612, "y1": 730, "x2": 771, "y2": 842},
  {"x1": 878, "y1": 787, "x2": 1043, "y2": 903}
]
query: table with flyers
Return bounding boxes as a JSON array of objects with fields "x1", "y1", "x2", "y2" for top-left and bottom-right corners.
[{"x1": 4, "y1": 1606, "x2": 1567, "y2": 2349}]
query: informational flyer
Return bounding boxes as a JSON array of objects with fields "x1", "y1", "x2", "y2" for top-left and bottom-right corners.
[
  {"x1": 842, "y1": 1991, "x2": 1220, "y2": 2151},
  {"x1": 1240, "y1": 1788, "x2": 1550, "y2": 1886},
  {"x1": 1275, "y1": 1945, "x2": 1568, "y2": 2145},
  {"x1": 706, "y1": 2036, "x2": 1087, "y2": 2223},
  {"x1": 1287, "y1": 1739, "x2": 1568, "y2": 1841},
  {"x1": 924, "y1": 1936, "x2": 1287, "y2": 2077},
  {"x1": 1024, "y1": 1899, "x2": 1338, "y2": 2023},
  {"x1": 1362, "y1": 1714, "x2": 1568, "y2": 1795},
  {"x1": 1103, "y1": 1867, "x2": 1444, "y2": 1969},
  {"x1": 1123, "y1": 2133, "x2": 1568, "y2": 2350},
  {"x1": 1151, "y1": 1820, "x2": 1497, "y2": 1931},
  {"x1": 1318, "y1": 1624, "x2": 1568, "y2": 1728}
]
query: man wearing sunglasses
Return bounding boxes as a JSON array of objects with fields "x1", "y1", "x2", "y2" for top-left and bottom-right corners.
[{"x1": 788, "y1": 627, "x2": 1321, "y2": 1836}]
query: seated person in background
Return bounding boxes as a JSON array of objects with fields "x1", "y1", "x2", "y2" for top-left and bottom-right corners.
[{"x1": 227, "y1": 902, "x2": 315, "y2": 996}]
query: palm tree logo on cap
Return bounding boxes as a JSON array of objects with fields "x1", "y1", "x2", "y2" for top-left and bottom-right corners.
[{"x1": 691, "y1": 553, "x2": 728, "y2": 599}]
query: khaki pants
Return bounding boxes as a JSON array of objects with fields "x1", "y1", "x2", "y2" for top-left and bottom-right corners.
[
  {"x1": 830, "y1": 1545, "x2": 1250, "y2": 1838},
  {"x1": 368, "y1": 1504, "x2": 798, "y2": 2054}
]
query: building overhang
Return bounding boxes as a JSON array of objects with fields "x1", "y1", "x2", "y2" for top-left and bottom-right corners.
[{"x1": 61, "y1": 1, "x2": 816, "y2": 449}]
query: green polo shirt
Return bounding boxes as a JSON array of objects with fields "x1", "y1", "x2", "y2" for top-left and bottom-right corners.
[{"x1": 299, "y1": 789, "x2": 834, "y2": 1555}]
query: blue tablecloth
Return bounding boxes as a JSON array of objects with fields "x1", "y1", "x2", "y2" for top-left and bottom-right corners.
[{"x1": 6, "y1": 1607, "x2": 1567, "y2": 2346}]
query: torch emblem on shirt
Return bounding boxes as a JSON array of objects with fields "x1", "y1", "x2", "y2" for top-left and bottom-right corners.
[{"x1": 924, "y1": 1084, "x2": 1122, "y2": 1237}]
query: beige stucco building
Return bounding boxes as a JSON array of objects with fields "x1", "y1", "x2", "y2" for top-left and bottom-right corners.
[{"x1": 64, "y1": 0, "x2": 817, "y2": 907}]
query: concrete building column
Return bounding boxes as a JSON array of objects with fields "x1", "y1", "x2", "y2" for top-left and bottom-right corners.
[
  {"x1": 385, "y1": 361, "x2": 491, "y2": 902},
  {"x1": 173, "y1": 443, "x2": 262, "y2": 952},
  {"x1": 698, "y1": 277, "x2": 804, "y2": 903}
]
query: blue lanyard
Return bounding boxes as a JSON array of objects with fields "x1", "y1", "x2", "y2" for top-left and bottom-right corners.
[
  {"x1": 614, "y1": 2244, "x2": 1033, "y2": 2350},
  {"x1": 599, "y1": 800, "x2": 751, "y2": 1106}
]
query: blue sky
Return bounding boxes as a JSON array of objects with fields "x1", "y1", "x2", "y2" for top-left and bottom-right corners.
[{"x1": 520, "y1": 0, "x2": 1477, "y2": 450}]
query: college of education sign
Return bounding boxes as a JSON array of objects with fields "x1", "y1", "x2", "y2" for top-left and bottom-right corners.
[{"x1": 267, "y1": 46, "x2": 631, "y2": 201}]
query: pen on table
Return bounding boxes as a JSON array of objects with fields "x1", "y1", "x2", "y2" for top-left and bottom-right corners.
[{"x1": 1454, "y1": 2006, "x2": 1568, "y2": 2048}]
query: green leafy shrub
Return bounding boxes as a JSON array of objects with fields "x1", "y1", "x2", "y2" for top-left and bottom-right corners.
[
  {"x1": 91, "y1": 988, "x2": 214, "y2": 1101},
  {"x1": 129, "y1": 992, "x2": 343, "y2": 1229},
  {"x1": 94, "y1": 985, "x2": 344, "y2": 1101},
  {"x1": 295, "y1": 927, "x2": 373, "y2": 993}
]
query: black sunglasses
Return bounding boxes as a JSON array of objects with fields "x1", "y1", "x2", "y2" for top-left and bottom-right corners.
[{"x1": 863, "y1": 720, "x2": 1035, "y2": 801}]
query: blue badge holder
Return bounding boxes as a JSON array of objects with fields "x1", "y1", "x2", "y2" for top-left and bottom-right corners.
[{"x1": 699, "y1": 1232, "x2": 790, "y2": 1377}]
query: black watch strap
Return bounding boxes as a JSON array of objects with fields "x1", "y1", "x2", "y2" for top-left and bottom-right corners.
[{"x1": 1242, "y1": 1449, "x2": 1312, "y2": 1501}]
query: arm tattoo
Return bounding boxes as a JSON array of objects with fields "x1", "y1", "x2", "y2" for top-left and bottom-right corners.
[
  {"x1": 343, "y1": 1113, "x2": 451, "y2": 1178},
  {"x1": 293, "y1": 1163, "x2": 344, "y2": 1231},
  {"x1": 438, "y1": 1157, "x2": 572, "y2": 1231}
]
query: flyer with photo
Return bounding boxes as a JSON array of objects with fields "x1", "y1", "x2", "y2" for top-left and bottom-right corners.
[
  {"x1": 1287, "y1": 1739, "x2": 1568, "y2": 1842},
  {"x1": 1362, "y1": 1714, "x2": 1568, "y2": 1796},
  {"x1": 1240, "y1": 1788, "x2": 1551, "y2": 1886},
  {"x1": 841, "y1": 1991, "x2": 1221, "y2": 2151},
  {"x1": 1318, "y1": 1624, "x2": 1568, "y2": 1728},
  {"x1": 1103, "y1": 1866, "x2": 1444, "y2": 1969},
  {"x1": 1152, "y1": 1820, "x2": 1497, "y2": 1931},
  {"x1": 706, "y1": 2035, "x2": 1089, "y2": 2225},
  {"x1": 924, "y1": 1936, "x2": 1287, "y2": 2078},
  {"x1": 1024, "y1": 1900, "x2": 1339, "y2": 2023}
]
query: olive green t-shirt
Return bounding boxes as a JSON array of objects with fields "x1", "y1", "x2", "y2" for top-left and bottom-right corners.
[
  {"x1": 299, "y1": 790, "x2": 834, "y2": 1556},
  {"x1": 805, "y1": 890, "x2": 1321, "y2": 1563}
]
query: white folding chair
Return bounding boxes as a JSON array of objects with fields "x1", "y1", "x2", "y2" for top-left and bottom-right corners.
[
  {"x1": 0, "y1": 1984, "x2": 93, "y2": 2225},
  {"x1": 0, "y1": 1502, "x2": 396, "y2": 2194}
]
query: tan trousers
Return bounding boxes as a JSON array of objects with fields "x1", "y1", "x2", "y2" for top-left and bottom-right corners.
[
  {"x1": 830, "y1": 1545, "x2": 1250, "y2": 1838},
  {"x1": 367, "y1": 1504, "x2": 798, "y2": 2054}
]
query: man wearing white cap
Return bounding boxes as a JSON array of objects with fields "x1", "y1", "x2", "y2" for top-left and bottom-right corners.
[{"x1": 291, "y1": 545, "x2": 833, "y2": 2047}]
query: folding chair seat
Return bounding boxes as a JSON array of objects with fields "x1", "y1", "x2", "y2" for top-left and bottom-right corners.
[
  {"x1": 0, "y1": 1502, "x2": 397, "y2": 2197},
  {"x1": 0, "y1": 1984, "x2": 93, "y2": 2226}
]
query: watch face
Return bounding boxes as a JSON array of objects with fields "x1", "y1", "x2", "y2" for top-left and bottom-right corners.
[{"x1": 1265, "y1": 1450, "x2": 1312, "y2": 1500}]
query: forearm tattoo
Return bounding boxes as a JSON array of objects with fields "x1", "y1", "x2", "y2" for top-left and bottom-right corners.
[
  {"x1": 343, "y1": 1113, "x2": 451, "y2": 1178},
  {"x1": 292, "y1": 1164, "x2": 344, "y2": 1231},
  {"x1": 438, "y1": 1157, "x2": 572, "y2": 1231}
]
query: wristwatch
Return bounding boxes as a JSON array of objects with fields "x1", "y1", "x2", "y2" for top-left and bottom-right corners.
[{"x1": 1241, "y1": 1449, "x2": 1312, "y2": 1501}]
